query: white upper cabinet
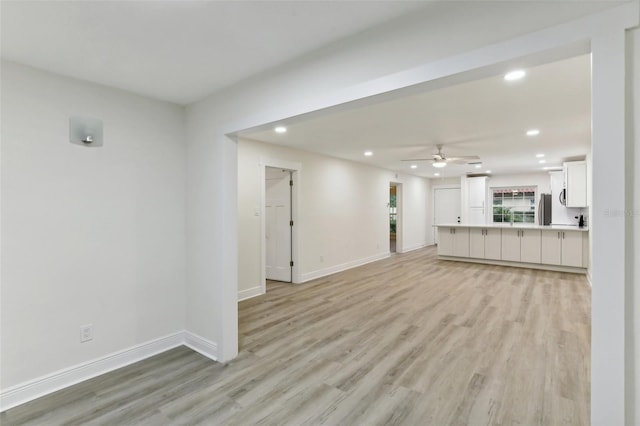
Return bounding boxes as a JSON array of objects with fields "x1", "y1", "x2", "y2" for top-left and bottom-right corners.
[
  {"x1": 467, "y1": 177, "x2": 486, "y2": 208},
  {"x1": 462, "y1": 176, "x2": 487, "y2": 224},
  {"x1": 564, "y1": 161, "x2": 588, "y2": 208}
]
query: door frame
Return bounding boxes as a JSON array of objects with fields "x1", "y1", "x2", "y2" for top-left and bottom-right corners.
[
  {"x1": 260, "y1": 158, "x2": 301, "y2": 293},
  {"x1": 265, "y1": 167, "x2": 293, "y2": 283},
  {"x1": 389, "y1": 182, "x2": 402, "y2": 253}
]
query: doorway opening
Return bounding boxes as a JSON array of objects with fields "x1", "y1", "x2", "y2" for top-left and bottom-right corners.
[
  {"x1": 265, "y1": 167, "x2": 293, "y2": 284},
  {"x1": 389, "y1": 185, "x2": 397, "y2": 253},
  {"x1": 389, "y1": 182, "x2": 402, "y2": 253}
]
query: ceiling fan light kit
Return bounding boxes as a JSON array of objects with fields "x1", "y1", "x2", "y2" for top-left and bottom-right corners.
[{"x1": 432, "y1": 161, "x2": 447, "y2": 168}]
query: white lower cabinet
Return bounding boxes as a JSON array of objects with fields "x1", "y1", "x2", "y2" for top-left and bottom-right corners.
[
  {"x1": 469, "y1": 228, "x2": 501, "y2": 260},
  {"x1": 541, "y1": 230, "x2": 583, "y2": 267},
  {"x1": 501, "y1": 229, "x2": 541, "y2": 264},
  {"x1": 438, "y1": 226, "x2": 586, "y2": 270},
  {"x1": 453, "y1": 227, "x2": 470, "y2": 257},
  {"x1": 437, "y1": 227, "x2": 469, "y2": 257},
  {"x1": 437, "y1": 227, "x2": 453, "y2": 256}
]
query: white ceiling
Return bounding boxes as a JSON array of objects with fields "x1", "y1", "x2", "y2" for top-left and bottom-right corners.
[
  {"x1": 0, "y1": 0, "x2": 432, "y2": 105},
  {"x1": 240, "y1": 54, "x2": 591, "y2": 179},
  {"x1": 1, "y1": 1, "x2": 593, "y2": 179}
]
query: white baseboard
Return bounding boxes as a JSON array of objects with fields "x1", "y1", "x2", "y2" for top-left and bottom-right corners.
[
  {"x1": 0, "y1": 330, "x2": 219, "y2": 412},
  {"x1": 397, "y1": 242, "x2": 429, "y2": 253},
  {"x1": 300, "y1": 252, "x2": 390, "y2": 282},
  {"x1": 183, "y1": 331, "x2": 218, "y2": 361},
  {"x1": 437, "y1": 255, "x2": 588, "y2": 274},
  {"x1": 238, "y1": 285, "x2": 264, "y2": 301},
  {"x1": 0, "y1": 332, "x2": 184, "y2": 412}
]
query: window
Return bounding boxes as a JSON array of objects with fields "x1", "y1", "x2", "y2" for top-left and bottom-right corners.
[{"x1": 492, "y1": 187, "x2": 536, "y2": 223}]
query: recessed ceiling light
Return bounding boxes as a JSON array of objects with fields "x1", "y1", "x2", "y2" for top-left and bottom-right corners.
[
  {"x1": 536, "y1": 153, "x2": 545, "y2": 158},
  {"x1": 410, "y1": 164, "x2": 418, "y2": 169},
  {"x1": 543, "y1": 166, "x2": 562, "y2": 171},
  {"x1": 274, "y1": 126, "x2": 287, "y2": 134},
  {"x1": 486, "y1": 170, "x2": 492, "y2": 174},
  {"x1": 364, "y1": 150, "x2": 373, "y2": 156},
  {"x1": 434, "y1": 173, "x2": 440, "y2": 177},
  {"x1": 539, "y1": 159, "x2": 546, "y2": 164},
  {"x1": 474, "y1": 164, "x2": 482, "y2": 169},
  {"x1": 526, "y1": 129, "x2": 540, "y2": 136},
  {"x1": 504, "y1": 70, "x2": 526, "y2": 81}
]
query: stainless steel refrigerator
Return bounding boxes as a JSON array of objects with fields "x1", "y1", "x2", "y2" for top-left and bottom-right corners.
[{"x1": 538, "y1": 193, "x2": 552, "y2": 225}]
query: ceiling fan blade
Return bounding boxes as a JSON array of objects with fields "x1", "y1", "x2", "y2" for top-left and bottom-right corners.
[
  {"x1": 400, "y1": 158, "x2": 434, "y2": 162},
  {"x1": 446, "y1": 155, "x2": 481, "y2": 161}
]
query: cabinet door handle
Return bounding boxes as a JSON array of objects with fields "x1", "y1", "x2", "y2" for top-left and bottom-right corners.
[
  {"x1": 557, "y1": 232, "x2": 560, "y2": 239},
  {"x1": 562, "y1": 231, "x2": 565, "y2": 239}
]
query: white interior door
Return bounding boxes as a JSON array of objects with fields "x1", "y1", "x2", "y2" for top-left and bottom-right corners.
[
  {"x1": 434, "y1": 188, "x2": 461, "y2": 244},
  {"x1": 265, "y1": 168, "x2": 291, "y2": 282}
]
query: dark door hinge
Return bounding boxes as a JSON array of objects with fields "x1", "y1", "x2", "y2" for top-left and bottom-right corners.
[{"x1": 290, "y1": 261, "x2": 294, "y2": 267}]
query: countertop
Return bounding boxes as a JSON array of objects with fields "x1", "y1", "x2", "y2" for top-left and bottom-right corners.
[{"x1": 435, "y1": 223, "x2": 589, "y2": 232}]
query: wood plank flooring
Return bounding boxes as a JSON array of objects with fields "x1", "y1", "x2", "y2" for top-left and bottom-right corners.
[{"x1": 1, "y1": 246, "x2": 590, "y2": 425}]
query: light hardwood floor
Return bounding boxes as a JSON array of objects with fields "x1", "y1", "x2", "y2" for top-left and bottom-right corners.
[{"x1": 1, "y1": 246, "x2": 590, "y2": 425}]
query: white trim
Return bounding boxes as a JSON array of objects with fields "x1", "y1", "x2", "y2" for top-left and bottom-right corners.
[
  {"x1": 238, "y1": 286, "x2": 264, "y2": 301},
  {"x1": 397, "y1": 243, "x2": 429, "y2": 254},
  {"x1": 299, "y1": 252, "x2": 390, "y2": 282},
  {"x1": 0, "y1": 332, "x2": 184, "y2": 412},
  {"x1": 183, "y1": 332, "x2": 218, "y2": 362},
  {"x1": 586, "y1": 271, "x2": 592, "y2": 288},
  {"x1": 437, "y1": 255, "x2": 588, "y2": 274}
]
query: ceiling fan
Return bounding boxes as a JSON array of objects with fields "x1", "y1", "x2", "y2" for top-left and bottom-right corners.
[{"x1": 401, "y1": 144, "x2": 480, "y2": 168}]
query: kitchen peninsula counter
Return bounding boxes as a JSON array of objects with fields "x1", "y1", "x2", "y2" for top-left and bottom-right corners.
[
  {"x1": 435, "y1": 223, "x2": 589, "y2": 232},
  {"x1": 435, "y1": 223, "x2": 589, "y2": 273}
]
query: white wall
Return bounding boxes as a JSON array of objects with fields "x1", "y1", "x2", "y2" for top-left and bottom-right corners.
[
  {"x1": 0, "y1": 62, "x2": 186, "y2": 389},
  {"x1": 627, "y1": 25, "x2": 640, "y2": 426},
  {"x1": 185, "y1": 1, "x2": 637, "y2": 418},
  {"x1": 486, "y1": 172, "x2": 551, "y2": 194},
  {"x1": 238, "y1": 138, "x2": 430, "y2": 294}
]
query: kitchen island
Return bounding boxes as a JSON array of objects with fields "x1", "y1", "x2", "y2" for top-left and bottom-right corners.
[{"x1": 435, "y1": 223, "x2": 589, "y2": 273}]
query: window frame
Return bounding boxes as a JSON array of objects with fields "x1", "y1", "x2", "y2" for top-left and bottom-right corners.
[{"x1": 491, "y1": 186, "x2": 537, "y2": 224}]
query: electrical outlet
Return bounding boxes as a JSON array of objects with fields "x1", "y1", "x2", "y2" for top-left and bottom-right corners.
[{"x1": 80, "y1": 324, "x2": 93, "y2": 343}]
